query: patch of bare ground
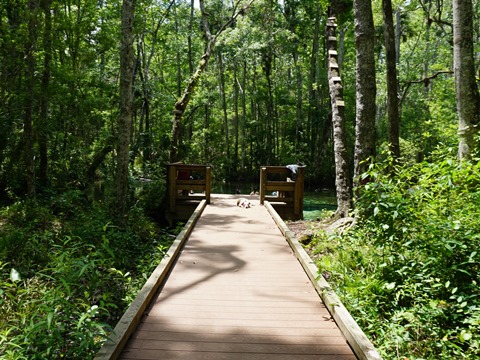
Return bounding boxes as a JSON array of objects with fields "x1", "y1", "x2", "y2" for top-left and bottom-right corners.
[
  {"x1": 286, "y1": 216, "x2": 338, "y2": 239},
  {"x1": 286, "y1": 217, "x2": 355, "y2": 271},
  {"x1": 286, "y1": 219, "x2": 326, "y2": 245}
]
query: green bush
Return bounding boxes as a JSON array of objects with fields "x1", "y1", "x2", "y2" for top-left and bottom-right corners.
[
  {"x1": 0, "y1": 193, "x2": 174, "y2": 359},
  {"x1": 311, "y1": 152, "x2": 480, "y2": 359}
]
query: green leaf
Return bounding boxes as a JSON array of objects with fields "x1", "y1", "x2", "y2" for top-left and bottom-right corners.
[
  {"x1": 47, "y1": 312, "x2": 54, "y2": 330},
  {"x1": 459, "y1": 330, "x2": 472, "y2": 342}
]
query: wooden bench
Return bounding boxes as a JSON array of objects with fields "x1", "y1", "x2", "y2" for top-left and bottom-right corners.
[
  {"x1": 259, "y1": 165, "x2": 304, "y2": 220},
  {"x1": 166, "y1": 164, "x2": 211, "y2": 225}
]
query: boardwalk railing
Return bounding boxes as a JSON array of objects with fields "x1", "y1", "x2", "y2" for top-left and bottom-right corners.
[
  {"x1": 259, "y1": 165, "x2": 305, "y2": 220},
  {"x1": 166, "y1": 164, "x2": 211, "y2": 225}
]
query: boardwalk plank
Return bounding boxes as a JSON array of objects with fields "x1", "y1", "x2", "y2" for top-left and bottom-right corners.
[
  {"x1": 118, "y1": 195, "x2": 356, "y2": 360},
  {"x1": 121, "y1": 349, "x2": 357, "y2": 360},
  {"x1": 123, "y1": 339, "x2": 354, "y2": 354},
  {"x1": 132, "y1": 330, "x2": 348, "y2": 344},
  {"x1": 135, "y1": 322, "x2": 344, "y2": 336}
]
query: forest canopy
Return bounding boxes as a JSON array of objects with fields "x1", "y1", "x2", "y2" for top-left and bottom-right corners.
[{"x1": 0, "y1": 0, "x2": 478, "y2": 197}]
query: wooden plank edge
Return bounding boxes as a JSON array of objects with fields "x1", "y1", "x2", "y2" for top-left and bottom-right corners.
[
  {"x1": 94, "y1": 199, "x2": 208, "y2": 360},
  {"x1": 264, "y1": 201, "x2": 382, "y2": 360}
]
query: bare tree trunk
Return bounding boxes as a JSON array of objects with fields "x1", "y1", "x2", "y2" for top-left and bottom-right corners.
[
  {"x1": 115, "y1": 0, "x2": 135, "y2": 222},
  {"x1": 382, "y1": 0, "x2": 400, "y2": 160},
  {"x1": 327, "y1": 16, "x2": 351, "y2": 217},
  {"x1": 233, "y1": 58, "x2": 239, "y2": 172},
  {"x1": 241, "y1": 58, "x2": 247, "y2": 173},
  {"x1": 453, "y1": 0, "x2": 480, "y2": 159},
  {"x1": 353, "y1": 0, "x2": 377, "y2": 187},
  {"x1": 294, "y1": 52, "x2": 303, "y2": 156},
  {"x1": 218, "y1": 52, "x2": 231, "y2": 171}
]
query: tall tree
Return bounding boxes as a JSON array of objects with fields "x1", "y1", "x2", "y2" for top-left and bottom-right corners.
[
  {"x1": 453, "y1": 0, "x2": 480, "y2": 159},
  {"x1": 326, "y1": 15, "x2": 351, "y2": 217},
  {"x1": 24, "y1": 0, "x2": 39, "y2": 199},
  {"x1": 217, "y1": 51, "x2": 231, "y2": 171},
  {"x1": 39, "y1": 0, "x2": 52, "y2": 187},
  {"x1": 115, "y1": 0, "x2": 135, "y2": 221},
  {"x1": 353, "y1": 0, "x2": 377, "y2": 187},
  {"x1": 382, "y1": 0, "x2": 400, "y2": 160}
]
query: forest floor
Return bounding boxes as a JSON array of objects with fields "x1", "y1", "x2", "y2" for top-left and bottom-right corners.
[
  {"x1": 286, "y1": 220, "x2": 311, "y2": 238},
  {"x1": 286, "y1": 218, "x2": 333, "y2": 240}
]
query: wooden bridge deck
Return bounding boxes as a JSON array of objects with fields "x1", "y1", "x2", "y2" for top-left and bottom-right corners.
[{"x1": 118, "y1": 194, "x2": 356, "y2": 360}]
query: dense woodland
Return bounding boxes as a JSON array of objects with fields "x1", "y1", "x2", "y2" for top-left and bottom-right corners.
[{"x1": 0, "y1": 0, "x2": 479, "y2": 358}]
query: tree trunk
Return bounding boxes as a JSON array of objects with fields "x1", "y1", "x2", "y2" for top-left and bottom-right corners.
[
  {"x1": 241, "y1": 58, "x2": 247, "y2": 173},
  {"x1": 170, "y1": 0, "x2": 253, "y2": 163},
  {"x1": 24, "y1": 0, "x2": 39, "y2": 199},
  {"x1": 307, "y1": 3, "x2": 321, "y2": 164},
  {"x1": 327, "y1": 16, "x2": 351, "y2": 217},
  {"x1": 395, "y1": 10, "x2": 401, "y2": 64},
  {"x1": 382, "y1": 0, "x2": 400, "y2": 160},
  {"x1": 294, "y1": 51, "x2": 303, "y2": 156},
  {"x1": 233, "y1": 57, "x2": 239, "y2": 173},
  {"x1": 188, "y1": 0, "x2": 194, "y2": 75},
  {"x1": 174, "y1": 0, "x2": 182, "y2": 98},
  {"x1": 115, "y1": 0, "x2": 135, "y2": 222},
  {"x1": 39, "y1": 0, "x2": 52, "y2": 188},
  {"x1": 453, "y1": 0, "x2": 480, "y2": 159},
  {"x1": 353, "y1": 0, "x2": 377, "y2": 187},
  {"x1": 218, "y1": 52, "x2": 231, "y2": 172}
]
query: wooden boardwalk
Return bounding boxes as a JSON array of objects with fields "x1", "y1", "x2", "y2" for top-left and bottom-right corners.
[{"x1": 119, "y1": 194, "x2": 357, "y2": 360}]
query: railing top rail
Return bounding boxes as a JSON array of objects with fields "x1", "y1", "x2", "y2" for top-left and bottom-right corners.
[{"x1": 168, "y1": 164, "x2": 211, "y2": 171}]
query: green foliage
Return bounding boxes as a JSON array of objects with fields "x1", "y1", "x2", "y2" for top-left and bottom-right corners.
[
  {"x1": 310, "y1": 152, "x2": 480, "y2": 359},
  {"x1": 0, "y1": 194, "x2": 175, "y2": 359}
]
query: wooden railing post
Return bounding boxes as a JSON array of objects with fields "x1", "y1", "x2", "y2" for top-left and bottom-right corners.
[
  {"x1": 294, "y1": 166, "x2": 305, "y2": 218},
  {"x1": 168, "y1": 165, "x2": 177, "y2": 212},
  {"x1": 205, "y1": 166, "x2": 211, "y2": 204},
  {"x1": 259, "y1": 167, "x2": 266, "y2": 205}
]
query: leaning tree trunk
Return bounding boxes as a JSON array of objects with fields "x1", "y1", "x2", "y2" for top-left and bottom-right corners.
[
  {"x1": 114, "y1": 0, "x2": 135, "y2": 222},
  {"x1": 353, "y1": 0, "x2": 377, "y2": 188},
  {"x1": 453, "y1": 0, "x2": 480, "y2": 159},
  {"x1": 327, "y1": 15, "x2": 351, "y2": 218},
  {"x1": 169, "y1": 0, "x2": 254, "y2": 163}
]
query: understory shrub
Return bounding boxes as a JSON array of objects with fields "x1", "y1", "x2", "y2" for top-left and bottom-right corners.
[
  {"x1": 0, "y1": 194, "x2": 174, "y2": 359},
  {"x1": 310, "y1": 151, "x2": 480, "y2": 359}
]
